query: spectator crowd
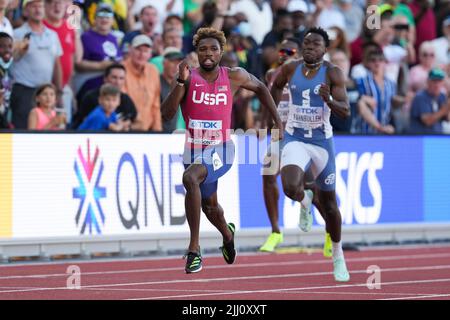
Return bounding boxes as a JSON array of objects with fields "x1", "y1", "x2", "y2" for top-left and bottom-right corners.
[{"x1": 0, "y1": 0, "x2": 449, "y2": 134}]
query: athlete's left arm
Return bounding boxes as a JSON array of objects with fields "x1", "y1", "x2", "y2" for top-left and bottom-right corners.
[
  {"x1": 319, "y1": 65, "x2": 350, "y2": 119},
  {"x1": 229, "y1": 67, "x2": 283, "y2": 139}
]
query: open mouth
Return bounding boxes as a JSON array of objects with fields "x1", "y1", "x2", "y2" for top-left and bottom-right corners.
[{"x1": 203, "y1": 59, "x2": 214, "y2": 67}]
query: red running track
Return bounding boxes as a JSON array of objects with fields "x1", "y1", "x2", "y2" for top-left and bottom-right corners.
[{"x1": 0, "y1": 244, "x2": 450, "y2": 300}]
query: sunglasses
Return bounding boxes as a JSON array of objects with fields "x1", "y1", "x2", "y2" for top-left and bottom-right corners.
[
  {"x1": 421, "y1": 52, "x2": 435, "y2": 57},
  {"x1": 279, "y1": 48, "x2": 297, "y2": 56},
  {"x1": 97, "y1": 11, "x2": 114, "y2": 18}
]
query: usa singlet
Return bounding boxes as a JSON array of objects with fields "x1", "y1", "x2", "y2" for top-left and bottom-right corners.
[
  {"x1": 181, "y1": 67, "x2": 233, "y2": 149},
  {"x1": 180, "y1": 66, "x2": 235, "y2": 199}
]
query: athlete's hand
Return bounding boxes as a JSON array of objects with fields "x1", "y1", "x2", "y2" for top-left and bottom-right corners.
[
  {"x1": 318, "y1": 83, "x2": 332, "y2": 103},
  {"x1": 271, "y1": 122, "x2": 284, "y2": 142},
  {"x1": 178, "y1": 59, "x2": 190, "y2": 81}
]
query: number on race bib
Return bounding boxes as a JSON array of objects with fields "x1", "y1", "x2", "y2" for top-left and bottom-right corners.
[{"x1": 304, "y1": 128, "x2": 312, "y2": 138}]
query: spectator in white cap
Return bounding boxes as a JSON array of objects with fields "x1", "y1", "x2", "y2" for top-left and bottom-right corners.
[
  {"x1": 0, "y1": 0, "x2": 13, "y2": 36},
  {"x1": 431, "y1": 16, "x2": 450, "y2": 68},
  {"x1": 311, "y1": 0, "x2": 345, "y2": 31},
  {"x1": 10, "y1": 0, "x2": 63, "y2": 129},
  {"x1": 287, "y1": 0, "x2": 310, "y2": 40},
  {"x1": 123, "y1": 34, "x2": 162, "y2": 132}
]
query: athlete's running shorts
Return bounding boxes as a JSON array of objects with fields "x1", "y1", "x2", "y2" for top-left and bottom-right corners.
[
  {"x1": 280, "y1": 134, "x2": 336, "y2": 191},
  {"x1": 183, "y1": 139, "x2": 235, "y2": 199}
]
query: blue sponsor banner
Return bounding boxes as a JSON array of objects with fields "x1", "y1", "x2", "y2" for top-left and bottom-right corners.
[
  {"x1": 424, "y1": 137, "x2": 450, "y2": 222},
  {"x1": 238, "y1": 135, "x2": 436, "y2": 228}
]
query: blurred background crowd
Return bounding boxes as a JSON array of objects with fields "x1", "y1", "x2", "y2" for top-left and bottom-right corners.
[{"x1": 0, "y1": 0, "x2": 449, "y2": 134}]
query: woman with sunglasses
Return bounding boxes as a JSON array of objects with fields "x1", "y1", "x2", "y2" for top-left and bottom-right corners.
[{"x1": 409, "y1": 42, "x2": 437, "y2": 94}]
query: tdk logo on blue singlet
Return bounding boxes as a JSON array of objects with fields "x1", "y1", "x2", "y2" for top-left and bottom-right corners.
[
  {"x1": 299, "y1": 108, "x2": 320, "y2": 114},
  {"x1": 189, "y1": 119, "x2": 222, "y2": 130}
]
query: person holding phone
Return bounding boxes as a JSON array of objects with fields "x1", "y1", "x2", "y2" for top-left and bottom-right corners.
[{"x1": 10, "y1": 0, "x2": 63, "y2": 129}]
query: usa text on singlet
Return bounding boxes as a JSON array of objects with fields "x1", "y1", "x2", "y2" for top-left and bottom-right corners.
[{"x1": 181, "y1": 67, "x2": 233, "y2": 148}]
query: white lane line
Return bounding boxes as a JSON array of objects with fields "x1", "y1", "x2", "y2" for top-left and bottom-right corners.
[
  {"x1": 1, "y1": 264, "x2": 450, "y2": 295},
  {"x1": 379, "y1": 293, "x2": 450, "y2": 300},
  {"x1": 81, "y1": 287, "x2": 437, "y2": 297},
  {"x1": 129, "y1": 278, "x2": 450, "y2": 300},
  {"x1": 1, "y1": 245, "x2": 450, "y2": 268},
  {"x1": 2, "y1": 252, "x2": 450, "y2": 281}
]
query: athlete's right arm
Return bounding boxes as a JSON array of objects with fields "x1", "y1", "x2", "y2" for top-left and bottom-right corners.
[
  {"x1": 270, "y1": 61, "x2": 295, "y2": 106},
  {"x1": 161, "y1": 59, "x2": 190, "y2": 121}
]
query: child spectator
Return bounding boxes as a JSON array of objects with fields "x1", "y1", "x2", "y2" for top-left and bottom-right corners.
[
  {"x1": 28, "y1": 83, "x2": 66, "y2": 130},
  {"x1": 78, "y1": 83, "x2": 130, "y2": 131}
]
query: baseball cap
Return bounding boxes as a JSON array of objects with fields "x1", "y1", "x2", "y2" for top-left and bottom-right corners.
[
  {"x1": 131, "y1": 34, "x2": 153, "y2": 48},
  {"x1": 443, "y1": 16, "x2": 450, "y2": 27},
  {"x1": 22, "y1": 0, "x2": 42, "y2": 9},
  {"x1": 428, "y1": 68, "x2": 446, "y2": 81},
  {"x1": 287, "y1": 0, "x2": 308, "y2": 13},
  {"x1": 163, "y1": 47, "x2": 185, "y2": 60},
  {"x1": 95, "y1": 3, "x2": 114, "y2": 18}
]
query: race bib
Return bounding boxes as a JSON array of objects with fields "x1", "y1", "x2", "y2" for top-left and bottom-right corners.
[
  {"x1": 289, "y1": 104, "x2": 323, "y2": 129},
  {"x1": 212, "y1": 152, "x2": 223, "y2": 171},
  {"x1": 188, "y1": 118, "x2": 223, "y2": 146}
]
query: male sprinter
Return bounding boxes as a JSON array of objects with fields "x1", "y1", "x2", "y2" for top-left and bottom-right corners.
[
  {"x1": 162, "y1": 27, "x2": 283, "y2": 274},
  {"x1": 271, "y1": 27, "x2": 350, "y2": 281},
  {"x1": 260, "y1": 38, "x2": 332, "y2": 258}
]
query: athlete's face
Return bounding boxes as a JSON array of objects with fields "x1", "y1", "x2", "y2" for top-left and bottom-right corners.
[
  {"x1": 197, "y1": 38, "x2": 223, "y2": 72},
  {"x1": 278, "y1": 40, "x2": 299, "y2": 65},
  {"x1": 302, "y1": 33, "x2": 326, "y2": 64}
]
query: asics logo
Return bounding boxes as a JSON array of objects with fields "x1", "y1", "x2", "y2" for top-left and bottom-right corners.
[
  {"x1": 325, "y1": 173, "x2": 336, "y2": 185},
  {"x1": 192, "y1": 90, "x2": 227, "y2": 106}
]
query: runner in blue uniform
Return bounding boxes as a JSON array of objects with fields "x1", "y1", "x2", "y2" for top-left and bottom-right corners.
[{"x1": 270, "y1": 27, "x2": 350, "y2": 282}]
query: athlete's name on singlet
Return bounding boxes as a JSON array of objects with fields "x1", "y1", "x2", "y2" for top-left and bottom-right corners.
[{"x1": 290, "y1": 105, "x2": 324, "y2": 128}]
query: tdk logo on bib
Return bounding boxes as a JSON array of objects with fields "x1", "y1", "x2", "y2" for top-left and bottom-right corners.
[
  {"x1": 192, "y1": 91, "x2": 227, "y2": 105},
  {"x1": 189, "y1": 119, "x2": 222, "y2": 130}
]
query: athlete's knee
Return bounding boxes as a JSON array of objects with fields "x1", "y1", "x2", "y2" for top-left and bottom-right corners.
[
  {"x1": 283, "y1": 181, "x2": 304, "y2": 201},
  {"x1": 182, "y1": 171, "x2": 201, "y2": 190},
  {"x1": 321, "y1": 202, "x2": 340, "y2": 218},
  {"x1": 201, "y1": 203, "x2": 222, "y2": 216}
]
